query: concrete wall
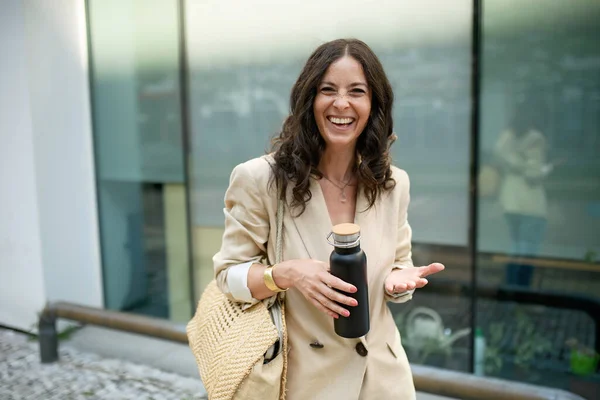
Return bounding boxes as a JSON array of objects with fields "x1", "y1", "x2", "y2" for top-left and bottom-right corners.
[
  {"x1": 0, "y1": 0, "x2": 48, "y2": 331},
  {"x1": 0, "y1": 0, "x2": 103, "y2": 331}
]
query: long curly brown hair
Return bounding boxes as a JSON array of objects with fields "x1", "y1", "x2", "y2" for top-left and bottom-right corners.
[{"x1": 270, "y1": 38, "x2": 396, "y2": 216}]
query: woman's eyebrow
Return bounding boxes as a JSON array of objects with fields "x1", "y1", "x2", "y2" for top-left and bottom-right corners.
[{"x1": 319, "y1": 81, "x2": 337, "y2": 87}]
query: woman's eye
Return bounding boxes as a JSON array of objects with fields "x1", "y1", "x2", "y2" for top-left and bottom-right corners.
[
  {"x1": 320, "y1": 87, "x2": 336, "y2": 94},
  {"x1": 351, "y1": 89, "x2": 366, "y2": 96}
]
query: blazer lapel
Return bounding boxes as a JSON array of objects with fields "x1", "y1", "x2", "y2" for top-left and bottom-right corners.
[
  {"x1": 354, "y1": 187, "x2": 383, "y2": 276},
  {"x1": 288, "y1": 177, "x2": 333, "y2": 262},
  {"x1": 355, "y1": 188, "x2": 385, "y2": 345}
]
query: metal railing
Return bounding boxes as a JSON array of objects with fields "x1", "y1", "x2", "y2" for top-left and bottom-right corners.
[
  {"x1": 38, "y1": 301, "x2": 586, "y2": 400},
  {"x1": 38, "y1": 301, "x2": 187, "y2": 363}
]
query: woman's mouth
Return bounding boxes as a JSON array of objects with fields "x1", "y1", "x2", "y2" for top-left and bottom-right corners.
[{"x1": 327, "y1": 116, "x2": 355, "y2": 127}]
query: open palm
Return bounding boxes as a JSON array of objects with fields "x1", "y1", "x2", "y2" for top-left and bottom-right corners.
[{"x1": 384, "y1": 263, "x2": 445, "y2": 295}]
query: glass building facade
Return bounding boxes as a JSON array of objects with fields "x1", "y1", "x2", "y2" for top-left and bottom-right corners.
[{"x1": 86, "y1": 0, "x2": 600, "y2": 396}]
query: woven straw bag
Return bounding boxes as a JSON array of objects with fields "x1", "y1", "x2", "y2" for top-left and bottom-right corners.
[{"x1": 187, "y1": 199, "x2": 288, "y2": 400}]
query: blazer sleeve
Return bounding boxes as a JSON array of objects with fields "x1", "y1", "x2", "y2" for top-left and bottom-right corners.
[
  {"x1": 213, "y1": 162, "x2": 270, "y2": 307},
  {"x1": 386, "y1": 169, "x2": 416, "y2": 303}
]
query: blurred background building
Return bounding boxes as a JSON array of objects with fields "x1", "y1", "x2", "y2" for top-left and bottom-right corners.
[{"x1": 1, "y1": 0, "x2": 598, "y2": 397}]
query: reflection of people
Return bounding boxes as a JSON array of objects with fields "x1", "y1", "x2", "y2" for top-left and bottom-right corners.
[
  {"x1": 494, "y1": 100, "x2": 552, "y2": 287},
  {"x1": 213, "y1": 39, "x2": 444, "y2": 399}
]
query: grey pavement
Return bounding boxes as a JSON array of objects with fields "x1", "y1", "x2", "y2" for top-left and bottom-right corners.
[
  {"x1": 1, "y1": 326, "x2": 455, "y2": 399},
  {"x1": 0, "y1": 328, "x2": 206, "y2": 400}
]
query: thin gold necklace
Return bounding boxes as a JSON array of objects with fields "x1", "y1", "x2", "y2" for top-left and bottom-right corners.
[{"x1": 321, "y1": 175, "x2": 354, "y2": 203}]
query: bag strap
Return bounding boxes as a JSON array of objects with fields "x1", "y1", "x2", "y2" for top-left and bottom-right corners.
[
  {"x1": 273, "y1": 197, "x2": 288, "y2": 400},
  {"x1": 264, "y1": 197, "x2": 285, "y2": 362},
  {"x1": 275, "y1": 198, "x2": 284, "y2": 264}
]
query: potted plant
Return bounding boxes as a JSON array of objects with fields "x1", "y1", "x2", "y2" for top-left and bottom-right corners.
[
  {"x1": 566, "y1": 338, "x2": 600, "y2": 399},
  {"x1": 483, "y1": 322, "x2": 504, "y2": 375},
  {"x1": 566, "y1": 338, "x2": 599, "y2": 376},
  {"x1": 476, "y1": 307, "x2": 552, "y2": 382}
]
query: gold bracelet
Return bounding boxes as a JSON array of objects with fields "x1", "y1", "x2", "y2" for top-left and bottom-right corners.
[{"x1": 264, "y1": 264, "x2": 287, "y2": 293}]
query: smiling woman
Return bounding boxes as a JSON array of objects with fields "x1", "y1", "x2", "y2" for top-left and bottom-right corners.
[{"x1": 190, "y1": 38, "x2": 446, "y2": 400}]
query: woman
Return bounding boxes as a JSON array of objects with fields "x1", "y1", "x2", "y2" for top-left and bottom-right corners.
[
  {"x1": 214, "y1": 38, "x2": 445, "y2": 399},
  {"x1": 494, "y1": 99, "x2": 551, "y2": 287}
]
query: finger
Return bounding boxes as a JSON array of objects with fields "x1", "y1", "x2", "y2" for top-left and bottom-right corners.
[
  {"x1": 385, "y1": 282, "x2": 395, "y2": 294},
  {"x1": 322, "y1": 273, "x2": 357, "y2": 294},
  {"x1": 385, "y1": 283, "x2": 406, "y2": 293},
  {"x1": 313, "y1": 292, "x2": 350, "y2": 318},
  {"x1": 391, "y1": 283, "x2": 408, "y2": 293},
  {"x1": 419, "y1": 263, "x2": 445, "y2": 278},
  {"x1": 406, "y1": 281, "x2": 416, "y2": 290},
  {"x1": 414, "y1": 278, "x2": 429, "y2": 289},
  {"x1": 323, "y1": 285, "x2": 358, "y2": 307},
  {"x1": 309, "y1": 295, "x2": 340, "y2": 319}
]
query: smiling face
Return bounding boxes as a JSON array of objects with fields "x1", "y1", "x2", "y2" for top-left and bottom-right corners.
[{"x1": 313, "y1": 55, "x2": 372, "y2": 151}]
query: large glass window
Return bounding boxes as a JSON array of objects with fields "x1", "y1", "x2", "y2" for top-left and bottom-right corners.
[
  {"x1": 185, "y1": 0, "x2": 474, "y2": 372},
  {"x1": 477, "y1": 1, "x2": 600, "y2": 396},
  {"x1": 88, "y1": 0, "x2": 192, "y2": 322}
]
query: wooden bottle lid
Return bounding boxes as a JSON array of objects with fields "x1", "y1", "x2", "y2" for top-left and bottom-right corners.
[
  {"x1": 331, "y1": 223, "x2": 361, "y2": 247},
  {"x1": 332, "y1": 223, "x2": 360, "y2": 236}
]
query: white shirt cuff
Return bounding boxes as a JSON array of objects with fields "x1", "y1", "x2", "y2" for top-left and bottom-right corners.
[{"x1": 227, "y1": 261, "x2": 255, "y2": 303}]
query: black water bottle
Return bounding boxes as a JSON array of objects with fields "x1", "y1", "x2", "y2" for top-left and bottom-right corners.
[{"x1": 328, "y1": 223, "x2": 369, "y2": 338}]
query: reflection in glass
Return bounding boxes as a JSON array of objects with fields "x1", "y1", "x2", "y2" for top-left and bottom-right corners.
[
  {"x1": 493, "y1": 97, "x2": 550, "y2": 286},
  {"x1": 478, "y1": 0, "x2": 600, "y2": 395},
  {"x1": 88, "y1": 0, "x2": 191, "y2": 321}
]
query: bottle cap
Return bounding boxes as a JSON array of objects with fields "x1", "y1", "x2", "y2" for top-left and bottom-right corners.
[{"x1": 329, "y1": 223, "x2": 361, "y2": 248}]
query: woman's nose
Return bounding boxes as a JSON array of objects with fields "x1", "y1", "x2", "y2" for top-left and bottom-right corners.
[{"x1": 333, "y1": 95, "x2": 350, "y2": 109}]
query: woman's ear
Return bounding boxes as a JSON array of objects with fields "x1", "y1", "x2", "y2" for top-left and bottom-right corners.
[
  {"x1": 387, "y1": 132, "x2": 398, "y2": 149},
  {"x1": 355, "y1": 152, "x2": 363, "y2": 167}
]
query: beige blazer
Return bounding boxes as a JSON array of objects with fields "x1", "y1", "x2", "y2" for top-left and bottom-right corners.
[{"x1": 214, "y1": 155, "x2": 416, "y2": 400}]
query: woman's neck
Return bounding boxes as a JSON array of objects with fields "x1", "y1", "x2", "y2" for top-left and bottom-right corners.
[{"x1": 318, "y1": 147, "x2": 356, "y2": 183}]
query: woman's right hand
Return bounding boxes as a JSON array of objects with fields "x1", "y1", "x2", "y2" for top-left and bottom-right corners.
[{"x1": 274, "y1": 259, "x2": 358, "y2": 319}]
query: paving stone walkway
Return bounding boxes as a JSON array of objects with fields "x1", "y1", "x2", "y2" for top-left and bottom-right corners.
[{"x1": 0, "y1": 329, "x2": 207, "y2": 400}]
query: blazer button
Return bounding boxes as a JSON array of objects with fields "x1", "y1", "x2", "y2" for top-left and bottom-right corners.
[{"x1": 355, "y1": 342, "x2": 368, "y2": 357}]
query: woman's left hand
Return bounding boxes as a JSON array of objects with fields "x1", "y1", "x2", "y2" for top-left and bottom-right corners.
[{"x1": 384, "y1": 263, "x2": 445, "y2": 295}]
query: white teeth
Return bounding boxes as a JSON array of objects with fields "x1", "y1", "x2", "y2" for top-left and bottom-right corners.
[{"x1": 328, "y1": 117, "x2": 354, "y2": 125}]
